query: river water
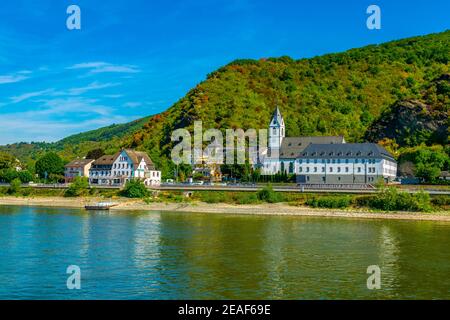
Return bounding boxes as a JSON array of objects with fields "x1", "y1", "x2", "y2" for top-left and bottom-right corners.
[{"x1": 0, "y1": 205, "x2": 449, "y2": 299}]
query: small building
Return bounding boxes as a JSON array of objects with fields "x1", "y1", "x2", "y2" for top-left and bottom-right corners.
[
  {"x1": 89, "y1": 149, "x2": 161, "y2": 187},
  {"x1": 296, "y1": 143, "x2": 397, "y2": 185},
  {"x1": 439, "y1": 171, "x2": 450, "y2": 181},
  {"x1": 64, "y1": 159, "x2": 95, "y2": 183}
]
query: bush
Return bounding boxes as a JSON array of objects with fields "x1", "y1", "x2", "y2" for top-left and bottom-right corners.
[
  {"x1": 200, "y1": 191, "x2": 226, "y2": 204},
  {"x1": 232, "y1": 192, "x2": 260, "y2": 205},
  {"x1": 120, "y1": 179, "x2": 149, "y2": 198},
  {"x1": 257, "y1": 185, "x2": 283, "y2": 203},
  {"x1": 368, "y1": 187, "x2": 432, "y2": 212},
  {"x1": 65, "y1": 177, "x2": 89, "y2": 197},
  {"x1": 18, "y1": 170, "x2": 33, "y2": 183},
  {"x1": 431, "y1": 196, "x2": 450, "y2": 206},
  {"x1": 8, "y1": 178, "x2": 22, "y2": 195},
  {"x1": 306, "y1": 196, "x2": 352, "y2": 209}
]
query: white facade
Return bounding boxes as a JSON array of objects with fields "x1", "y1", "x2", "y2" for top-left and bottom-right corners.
[
  {"x1": 268, "y1": 106, "x2": 285, "y2": 152},
  {"x1": 89, "y1": 149, "x2": 161, "y2": 186}
]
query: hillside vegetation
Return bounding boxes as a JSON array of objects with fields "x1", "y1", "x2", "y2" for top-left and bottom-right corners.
[{"x1": 1, "y1": 30, "x2": 449, "y2": 178}]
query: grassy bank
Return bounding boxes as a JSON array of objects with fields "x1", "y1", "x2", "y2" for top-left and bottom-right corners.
[{"x1": 1, "y1": 184, "x2": 449, "y2": 213}]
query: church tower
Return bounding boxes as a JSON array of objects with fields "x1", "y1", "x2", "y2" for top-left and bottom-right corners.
[{"x1": 268, "y1": 106, "x2": 285, "y2": 155}]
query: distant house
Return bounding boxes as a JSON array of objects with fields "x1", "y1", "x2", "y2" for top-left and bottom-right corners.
[
  {"x1": 64, "y1": 159, "x2": 95, "y2": 183},
  {"x1": 89, "y1": 149, "x2": 161, "y2": 186},
  {"x1": 439, "y1": 171, "x2": 450, "y2": 181}
]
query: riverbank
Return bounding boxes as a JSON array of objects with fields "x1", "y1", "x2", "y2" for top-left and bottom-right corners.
[{"x1": 1, "y1": 196, "x2": 449, "y2": 222}]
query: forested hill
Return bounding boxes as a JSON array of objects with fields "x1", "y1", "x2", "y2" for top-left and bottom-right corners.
[{"x1": 1, "y1": 30, "x2": 449, "y2": 174}]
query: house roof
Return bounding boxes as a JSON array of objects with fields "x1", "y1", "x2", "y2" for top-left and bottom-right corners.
[
  {"x1": 65, "y1": 159, "x2": 95, "y2": 168},
  {"x1": 91, "y1": 149, "x2": 156, "y2": 169},
  {"x1": 124, "y1": 149, "x2": 155, "y2": 169},
  {"x1": 279, "y1": 136, "x2": 345, "y2": 159},
  {"x1": 299, "y1": 143, "x2": 396, "y2": 162},
  {"x1": 92, "y1": 155, "x2": 116, "y2": 166}
]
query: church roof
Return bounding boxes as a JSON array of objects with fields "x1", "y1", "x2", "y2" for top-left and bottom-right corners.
[
  {"x1": 299, "y1": 143, "x2": 396, "y2": 162},
  {"x1": 270, "y1": 106, "x2": 283, "y2": 126},
  {"x1": 279, "y1": 136, "x2": 345, "y2": 159}
]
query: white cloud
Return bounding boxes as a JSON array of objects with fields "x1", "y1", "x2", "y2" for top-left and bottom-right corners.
[
  {"x1": 66, "y1": 81, "x2": 120, "y2": 96},
  {"x1": 10, "y1": 89, "x2": 54, "y2": 104},
  {"x1": 0, "y1": 74, "x2": 28, "y2": 84},
  {"x1": 67, "y1": 61, "x2": 140, "y2": 74},
  {"x1": 124, "y1": 102, "x2": 142, "y2": 108}
]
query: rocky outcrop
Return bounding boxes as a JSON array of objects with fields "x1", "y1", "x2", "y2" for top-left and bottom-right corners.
[{"x1": 365, "y1": 99, "x2": 448, "y2": 147}]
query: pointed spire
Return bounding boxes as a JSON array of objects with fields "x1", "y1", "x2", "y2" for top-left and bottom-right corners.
[{"x1": 270, "y1": 105, "x2": 283, "y2": 126}]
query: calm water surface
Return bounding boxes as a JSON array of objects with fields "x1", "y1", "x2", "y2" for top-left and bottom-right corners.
[{"x1": 0, "y1": 205, "x2": 449, "y2": 299}]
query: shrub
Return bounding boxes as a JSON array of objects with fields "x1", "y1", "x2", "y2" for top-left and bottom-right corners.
[
  {"x1": 431, "y1": 196, "x2": 450, "y2": 206},
  {"x1": 18, "y1": 170, "x2": 33, "y2": 183},
  {"x1": 306, "y1": 196, "x2": 352, "y2": 209},
  {"x1": 368, "y1": 187, "x2": 432, "y2": 212},
  {"x1": 64, "y1": 177, "x2": 89, "y2": 197},
  {"x1": 232, "y1": 192, "x2": 260, "y2": 205},
  {"x1": 257, "y1": 185, "x2": 283, "y2": 203},
  {"x1": 200, "y1": 191, "x2": 226, "y2": 204},
  {"x1": 120, "y1": 179, "x2": 149, "y2": 198},
  {"x1": 8, "y1": 178, "x2": 22, "y2": 195}
]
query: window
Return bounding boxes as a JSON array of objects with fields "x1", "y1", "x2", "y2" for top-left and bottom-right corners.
[
  {"x1": 321, "y1": 167, "x2": 325, "y2": 172},
  {"x1": 314, "y1": 167, "x2": 317, "y2": 172},
  {"x1": 329, "y1": 167, "x2": 333, "y2": 173},
  {"x1": 345, "y1": 167, "x2": 349, "y2": 173},
  {"x1": 337, "y1": 167, "x2": 341, "y2": 173},
  {"x1": 306, "y1": 167, "x2": 310, "y2": 173},
  {"x1": 358, "y1": 167, "x2": 361, "y2": 173}
]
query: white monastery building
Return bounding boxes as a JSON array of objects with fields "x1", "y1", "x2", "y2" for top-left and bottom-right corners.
[{"x1": 259, "y1": 107, "x2": 397, "y2": 184}]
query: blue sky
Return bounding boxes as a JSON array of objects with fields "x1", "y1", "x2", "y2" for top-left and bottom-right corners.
[{"x1": 0, "y1": 0, "x2": 449, "y2": 144}]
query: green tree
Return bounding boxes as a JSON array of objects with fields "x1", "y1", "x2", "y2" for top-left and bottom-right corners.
[
  {"x1": 8, "y1": 178, "x2": 22, "y2": 195},
  {"x1": 18, "y1": 170, "x2": 33, "y2": 183},
  {"x1": 413, "y1": 147, "x2": 449, "y2": 182},
  {"x1": 86, "y1": 148, "x2": 104, "y2": 160},
  {"x1": 65, "y1": 177, "x2": 90, "y2": 197},
  {"x1": 35, "y1": 152, "x2": 64, "y2": 182},
  {"x1": 0, "y1": 152, "x2": 17, "y2": 170},
  {"x1": 121, "y1": 179, "x2": 149, "y2": 198}
]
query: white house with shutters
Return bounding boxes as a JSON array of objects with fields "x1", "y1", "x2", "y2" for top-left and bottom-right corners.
[{"x1": 89, "y1": 149, "x2": 161, "y2": 186}]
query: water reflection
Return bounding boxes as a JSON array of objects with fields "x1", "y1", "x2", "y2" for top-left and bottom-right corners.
[{"x1": 0, "y1": 206, "x2": 449, "y2": 299}]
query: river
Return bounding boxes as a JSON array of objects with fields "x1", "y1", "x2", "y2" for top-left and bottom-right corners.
[{"x1": 0, "y1": 205, "x2": 449, "y2": 299}]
